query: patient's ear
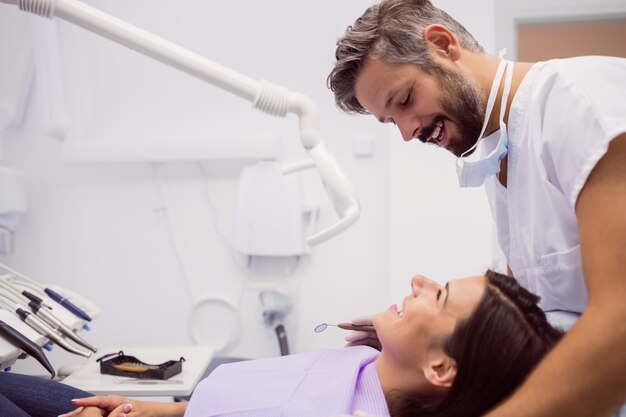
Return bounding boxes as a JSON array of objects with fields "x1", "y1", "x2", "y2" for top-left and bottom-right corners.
[{"x1": 423, "y1": 356, "x2": 457, "y2": 388}]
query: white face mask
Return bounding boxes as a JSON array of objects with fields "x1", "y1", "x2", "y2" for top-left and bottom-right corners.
[{"x1": 456, "y1": 57, "x2": 515, "y2": 187}]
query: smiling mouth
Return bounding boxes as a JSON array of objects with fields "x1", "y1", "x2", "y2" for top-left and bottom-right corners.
[
  {"x1": 395, "y1": 298, "x2": 405, "y2": 317},
  {"x1": 418, "y1": 118, "x2": 446, "y2": 146},
  {"x1": 429, "y1": 121, "x2": 445, "y2": 144}
]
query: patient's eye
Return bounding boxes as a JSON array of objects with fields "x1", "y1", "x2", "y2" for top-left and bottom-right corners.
[{"x1": 436, "y1": 289, "x2": 441, "y2": 300}]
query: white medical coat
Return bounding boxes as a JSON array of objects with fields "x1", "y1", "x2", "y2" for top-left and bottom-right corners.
[{"x1": 484, "y1": 56, "x2": 626, "y2": 313}]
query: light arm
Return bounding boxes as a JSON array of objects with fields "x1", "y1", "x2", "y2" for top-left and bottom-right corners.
[{"x1": 1, "y1": 0, "x2": 360, "y2": 246}]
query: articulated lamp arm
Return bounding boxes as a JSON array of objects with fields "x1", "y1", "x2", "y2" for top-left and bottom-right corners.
[{"x1": 1, "y1": 0, "x2": 360, "y2": 246}]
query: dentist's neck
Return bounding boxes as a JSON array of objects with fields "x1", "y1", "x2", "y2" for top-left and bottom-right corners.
[{"x1": 477, "y1": 55, "x2": 534, "y2": 137}]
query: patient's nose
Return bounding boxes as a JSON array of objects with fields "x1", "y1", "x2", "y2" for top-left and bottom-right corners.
[{"x1": 411, "y1": 275, "x2": 444, "y2": 296}]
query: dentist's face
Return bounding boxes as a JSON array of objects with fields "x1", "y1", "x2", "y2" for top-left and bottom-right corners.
[
  {"x1": 373, "y1": 274, "x2": 486, "y2": 370},
  {"x1": 354, "y1": 57, "x2": 485, "y2": 157}
]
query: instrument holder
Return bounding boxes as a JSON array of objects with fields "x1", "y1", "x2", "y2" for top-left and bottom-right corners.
[{"x1": 97, "y1": 350, "x2": 185, "y2": 380}]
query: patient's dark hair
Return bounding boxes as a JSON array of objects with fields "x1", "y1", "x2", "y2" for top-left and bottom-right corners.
[{"x1": 387, "y1": 269, "x2": 564, "y2": 417}]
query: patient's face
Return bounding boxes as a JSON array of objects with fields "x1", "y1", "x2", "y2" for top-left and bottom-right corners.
[{"x1": 373, "y1": 274, "x2": 486, "y2": 371}]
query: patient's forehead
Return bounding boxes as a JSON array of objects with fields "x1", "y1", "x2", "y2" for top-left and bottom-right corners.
[{"x1": 445, "y1": 275, "x2": 486, "y2": 318}]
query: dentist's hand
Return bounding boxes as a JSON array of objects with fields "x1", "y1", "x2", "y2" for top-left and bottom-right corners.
[{"x1": 344, "y1": 316, "x2": 381, "y2": 351}]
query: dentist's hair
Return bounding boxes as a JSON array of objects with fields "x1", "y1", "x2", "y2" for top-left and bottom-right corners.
[
  {"x1": 387, "y1": 269, "x2": 564, "y2": 417},
  {"x1": 328, "y1": 0, "x2": 484, "y2": 115}
]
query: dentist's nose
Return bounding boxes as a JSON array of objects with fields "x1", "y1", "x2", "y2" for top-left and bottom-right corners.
[
  {"x1": 398, "y1": 123, "x2": 415, "y2": 142},
  {"x1": 396, "y1": 118, "x2": 419, "y2": 142}
]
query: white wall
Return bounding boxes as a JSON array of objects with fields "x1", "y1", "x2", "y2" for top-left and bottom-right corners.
[
  {"x1": 388, "y1": 0, "x2": 498, "y2": 302},
  {"x1": 0, "y1": 0, "x2": 499, "y2": 375}
]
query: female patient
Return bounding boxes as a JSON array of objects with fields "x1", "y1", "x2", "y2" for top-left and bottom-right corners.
[{"x1": 1, "y1": 270, "x2": 562, "y2": 417}]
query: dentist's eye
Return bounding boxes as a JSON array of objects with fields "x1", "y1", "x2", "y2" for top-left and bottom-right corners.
[
  {"x1": 436, "y1": 289, "x2": 441, "y2": 300},
  {"x1": 400, "y1": 92, "x2": 411, "y2": 106}
]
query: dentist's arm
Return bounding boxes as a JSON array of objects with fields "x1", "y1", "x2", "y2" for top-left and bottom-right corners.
[{"x1": 484, "y1": 134, "x2": 626, "y2": 417}]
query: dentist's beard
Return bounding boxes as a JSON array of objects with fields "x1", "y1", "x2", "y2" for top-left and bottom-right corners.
[{"x1": 430, "y1": 64, "x2": 485, "y2": 157}]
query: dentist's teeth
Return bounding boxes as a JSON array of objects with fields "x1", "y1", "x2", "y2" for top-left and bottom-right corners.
[{"x1": 429, "y1": 121, "x2": 444, "y2": 142}]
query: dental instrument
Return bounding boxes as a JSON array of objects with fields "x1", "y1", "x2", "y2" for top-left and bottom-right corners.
[
  {"x1": 21, "y1": 290, "x2": 53, "y2": 310},
  {"x1": 314, "y1": 323, "x2": 376, "y2": 333},
  {"x1": 0, "y1": 264, "x2": 99, "y2": 372},
  {"x1": 0, "y1": 0, "x2": 361, "y2": 247},
  {"x1": 0, "y1": 277, "x2": 54, "y2": 310},
  {"x1": 0, "y1": 288, "x2": 93, "y2": 357},
  {"x1": 28, "y1": 301, "x2": 97, "y2": 353},
  {"x1": 0, "y1": 319, "x2": 55, "y2": 377},
  {"x1": 16, "y1": 308, "x2": 92, "y2": 358},
  {"x1": 0, "y1": 261, "x2": 93, "y2": 322}
]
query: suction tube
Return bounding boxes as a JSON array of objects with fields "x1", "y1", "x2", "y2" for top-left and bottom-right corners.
[
  {"x1": 275, "y1": 324, "x2": 289, "y2": 356},
  {"x1": 0, "y1": 319, "x2": 55, "y2": 378}
]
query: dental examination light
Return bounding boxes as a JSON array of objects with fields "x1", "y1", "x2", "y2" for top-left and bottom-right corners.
[{"x1": 0, "y1": 0, "x2": 361, "y2": 247}]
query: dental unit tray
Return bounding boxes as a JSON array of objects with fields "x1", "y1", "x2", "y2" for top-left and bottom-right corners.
[{"x1": 97, "y1": 351, "x2": 185, "y2": 380}]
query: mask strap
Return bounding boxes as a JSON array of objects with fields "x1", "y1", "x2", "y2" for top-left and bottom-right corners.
[
  {"x1": 458, "y1": 59, "x2": 508, "y2": 159},
  {"x1": 499, "y1": 60, "x2": 515, "y2": 128}
]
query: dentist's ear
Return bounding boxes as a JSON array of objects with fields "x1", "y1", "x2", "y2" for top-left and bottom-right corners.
[
  {"x1": 423, "y1": 24, "x2": 461, "y2": 61},
  {"x1": 423, "y1": 357, "x2": 457, "y2": 388}
]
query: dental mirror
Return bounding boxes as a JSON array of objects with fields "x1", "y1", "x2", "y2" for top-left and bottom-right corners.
[{"x1": 314, "y1": 322, "x2": 376, "y2": 333}]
